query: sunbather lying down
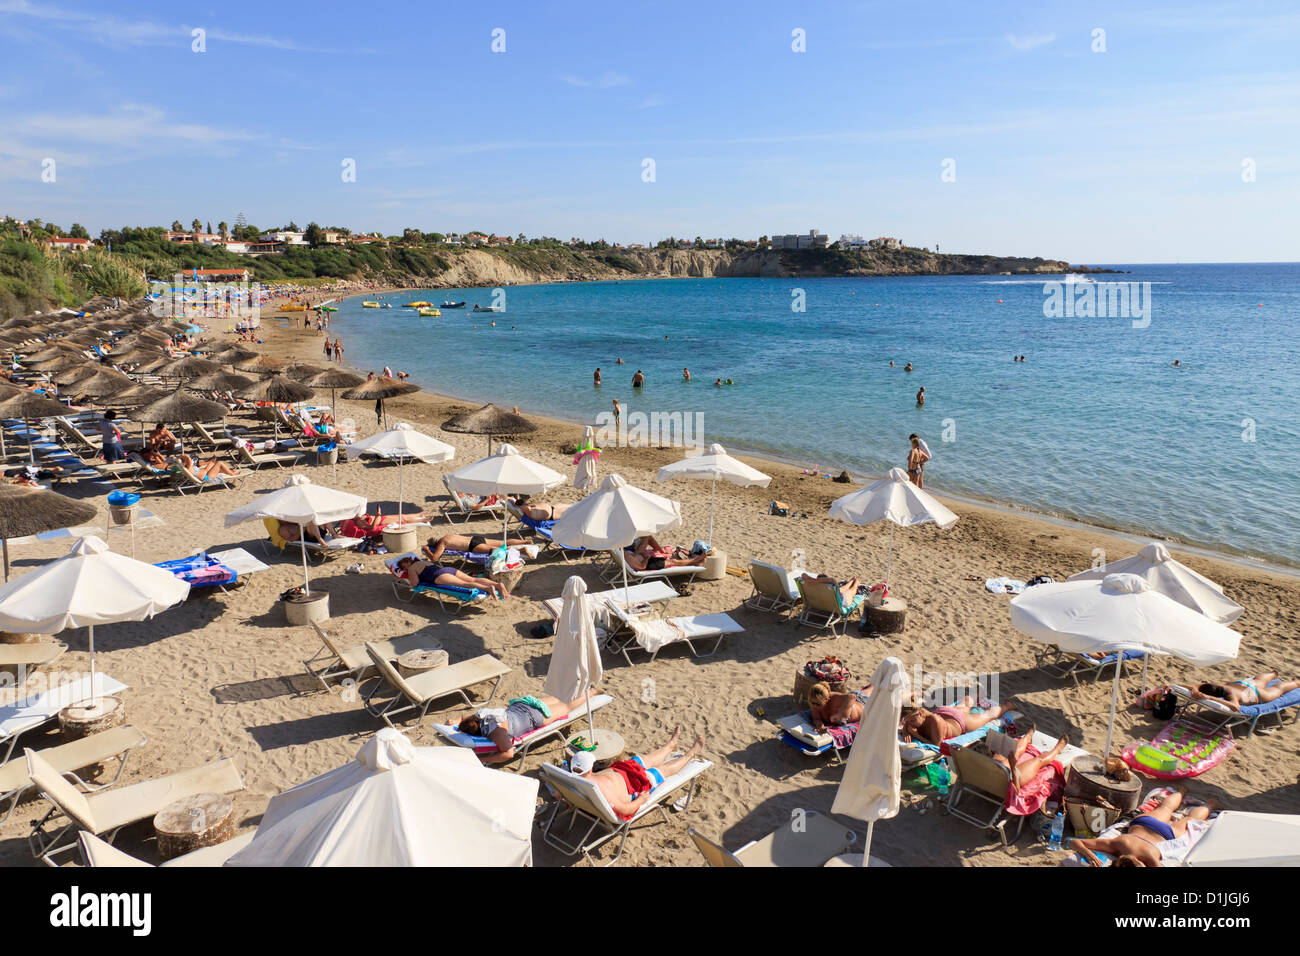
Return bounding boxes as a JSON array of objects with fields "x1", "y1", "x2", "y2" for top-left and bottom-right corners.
[
  {"x1": 625, "y1": 535, "x2": 707, "y2": 571},
  {"x1": 169, "y1": 453, "x2": 243, "y2": 481},
  {"x1": 809, "y1": 681, "x2": 871, "y2": 733},
  {"x1": 393, "y1": 555, "x2": 509, "y2": 599},
  {"x1": 1070, "y1": 786, "x2": 1217, "y2": 867},
  {"x1": 801, "y1": 573, "x2": 861, "y2": 605},
  {"x1": 900, "y1": 697, "x2": 1004, "y2": 746},
  {"x1": 510, "y1": 496, "x2": 573, "y2": 521},
  {"x1": 1190, "y1": 672, "x2": 1300, "y2": 711},
  {"x1": 985, "y1": 720, "x2": 1070, "y2": 789},
  {"x1": 276, "y1": 519, "x2": 338, "y2": 546},
  {"x1": 570, "y1": 726, "x2": 705, "y2": 817},
  {"x1": 451, "y1": 690, "x2": 599, "y2": 764},
  {"x1": 425, "y1": 532, "x2": 531, "y2": 561},
  {"x1": 340, "y1": 510, "x2": 436, "y2": 538}
]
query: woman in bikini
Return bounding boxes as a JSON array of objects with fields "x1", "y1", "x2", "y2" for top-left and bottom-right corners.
[
  {"x1": 907, "y1": 435, "x2": 930, "y2": 489},
  {"x1": 339, "y1": 509, "x2": 436, "y2": 538},
  {"x1": 394, "y1": 555, "x2": 509, "y2": 599},
  {"x1": 1070, "y1": 786, "x2": 1217, "y2": 867},
  {"x1": 1191, "y1": 672, "x2": 1300, "y2": 711},
  {"x1": 625, "y1": 535, "x2": 707, "y2": 572},
  {"x1": 512, "y1": 498, "x2": 574, "y2": 522},
  {"x1": 808, "y1": 682, "x2": 872, "y2": 733},
  {"x1": 900, "y1": 696, "x2": 1004, "y2": 745},
  {"x1": 424, "y1": 532, "x2": 531, "y2": 561}
]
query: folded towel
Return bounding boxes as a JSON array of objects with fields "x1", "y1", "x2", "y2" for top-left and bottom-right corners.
[{"x1": 986, "y1": 577, "x2": 1026, "y2": 594}]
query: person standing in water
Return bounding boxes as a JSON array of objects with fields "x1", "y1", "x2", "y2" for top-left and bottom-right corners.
[
  {"x1": 594, "y1": 367, "x2": 602, "y2": 386},
  {"x1": 916, "y1": 386, "x2": 925, "y2": 406},
  {"x1": 631, "y1": 369, "x2": 645, "y2": 389},
  {"x1": 683, "y1": 367, "x2": 691, "y2": 382},
  {"x1": 907, "y1": 434, "x2": 931, "y2": 489}
]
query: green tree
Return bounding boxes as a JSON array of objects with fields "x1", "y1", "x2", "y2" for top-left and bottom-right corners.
[
  {"x1": 68, "y1": 223, "x2": 90, "y2": 239},
  {"x1": 217, "y1": 221, "x2": 228, "y2": 238},
  {"x1": 304, "y1": 222, "x2": 324, "y2": 248},
  {"x1": 206, "y1": 221, "x2": 213, "y2": 235},
  {"x1": 171, "y1": 220, "x2": 183, "y2": 232},
  {"x1": 191, "y1": 219, "x2": 202, "y2": 233}
]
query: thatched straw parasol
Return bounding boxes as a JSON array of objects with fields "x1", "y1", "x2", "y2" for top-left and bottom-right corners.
[
  {"x1": 24, "y1": 344, "x2": 84, "y2": 364},
  {"x1": 244, "y1": 374, "x2": 313, "y2": 403},
  {"x1": 0, "y1": 390, "x2": 75, "y2": 462},
  {"x1": 285, "y1": 363, "x2": 325, "y2": 381},
  {"x1": 68, "y1": 368, "x2": 135, "y2": 399},
  {"x1": 0, "y1": 485, "x2": 98, "y2": 580},
  {"x1": 440, "y1": 403, "x2": 537, "y2": 455},
  {"x1": 160, "y1": 355, "x2": 220, "y2": 380},
  {"x1": 100, "y1": 384, "x2": 169, "y2": 408},
  {"x1": 341, "y1": 376, "x2": 419, "y2": 430},
  {"x1": 237, "y1": 355, "x2": 285, "y2": 375},
  {"x1": 106, "y1": 347, "x2": 166, "y2": 366},
  {"x1": 211, "y1": 345, "x2": 259, "y2": 364},
  {"x1": 54, "y1": 364, "x2": 105, "y2": 388},
  {"x1": 187, "y1": 369, "x2": 258, "y2": 393},
  {"x1": 133, "y1": 389, "x2": 227, "y2": 425},
  {"x1": 304, "y1": 368, "x2": 364, "y2": 421},
  {"x1": 28, "y1": 354, "x2": 89, "y2": 374}
]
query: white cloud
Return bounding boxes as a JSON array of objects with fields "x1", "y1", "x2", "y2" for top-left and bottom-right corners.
[
  {"x1": 559, "y1": 71, "x2": 630, "y2": 89},
  {"x1": 634, "y1": 94, "x2": 665, "y2": 110},
  {"x1": 1006, "y1": 33, "x2": 1056, "y2": 52}
]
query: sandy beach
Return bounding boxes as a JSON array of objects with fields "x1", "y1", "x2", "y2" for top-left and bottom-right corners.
[{"x1": 1, "y1": 306, "x2": 1296, "y2": 868}]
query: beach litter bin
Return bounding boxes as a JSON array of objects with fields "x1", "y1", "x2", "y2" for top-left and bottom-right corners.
[
  {"x1": 284, "y1": 589, "x2": 329, "y2": 627},
  {"x1": 315, "y1": 442, "x2": 338, "y2": 466},
  {"x1": 382, "y1": 524, "x2": 418, "y2": 555},
  {"x1": 107, "y1": 491, "x2": 140, "y2": 526},
  {"x1": 700, "y1": 549, "x2": 727, "y2": 581}
]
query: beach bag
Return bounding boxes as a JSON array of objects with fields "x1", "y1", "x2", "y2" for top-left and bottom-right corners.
[
  {"x1": 1152, "y1": 690, "x2": 1179, "y2": 721},
  {"x1": 804, "y1": 656, "x2": 851, "y2": 686},
  {"x1": 768, "y1": 501, "x2": 789, "y2": 517}
]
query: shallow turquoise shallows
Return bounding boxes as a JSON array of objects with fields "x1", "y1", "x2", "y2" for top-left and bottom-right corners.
[{"x1": 327, "y1": 263, "x2": 1300, "y2": 566}]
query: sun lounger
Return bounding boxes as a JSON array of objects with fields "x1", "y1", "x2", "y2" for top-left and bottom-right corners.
[
  {"x1": 540, "y1": 581, "x2": 678, "y2": 622},
  {"x1": 503, "y1": 498, "x2": 588, "y2": 560},
  {"x1": 539, "y1": 755, "x2": 712, "y2": 866},
  {"x1": 795, "y1": 576, "x2": 865, "y2": 635},
  {"x1": 775, "y1": 708, "x2": 939, "y2": 768},
  {"x1": 0, "y1": 725, "x2": 146, "y2": 824},
  {"x1": 0, "y1": 641, "x2": 67, "y2": 686},
  {"x1": 169, "y1": 459, "x2": 245, "y2": 495},
  {"x1": 745, "y1": 560, "x2": 803, "y2": 615},
  {"x1": 1034, "y1": 645, "x2": 1146, "y2": 685},
  {"x1": 25, "y1": 749, "x2": 244, "y2": 865},
  {"x1": 432, "y1": 693, "x2": 615, "y2": 770},
  {"x1": 601, "y1": 547, "x2": 705, "y2": 591},
  {"x1": 601, "y1": 604, "x2": 744, "y2": 664},
  {"x1": 422, "y1": 542, "x2": 534, "y2": 572},
  {"x1": 53, "y1": 417, "x2": 102, "y2": 460},
  {"x1": 1, "y1": 674, "x2": 130, "y2": 765},
  {"x1": 441, "y1": 475, "x2": 507, "y2": 525},
  {"x1": 302, "y1": 621, "x2": 446, "y2": 693},
  {"x1": 360, "y1": 643, "x2": 509, "y2": 728},
  {"x1": 383, "y1": 553, "x2": 491, "y2": 612},
  {"x1": 688, "y1": 811, "x2": 857, "y2": 867},
  {"x1": 78, "y1": 829, "x2": 255, "y2": 867},
  {"x1": 945, "y1": 728, "x2": 1090, "y2": 846},
  {"x1": 125, "y1": 451, "x2": 169, "y2": 486},
  {"x1": 1167, "y1": 681, "x2": 1300, "y2": 737},
  {"x1": 234, "y1": 440, "x2": 301, "y2": 470},
  {"x1": 187, "y1": 421, "x2": 234, "y2": 451}
]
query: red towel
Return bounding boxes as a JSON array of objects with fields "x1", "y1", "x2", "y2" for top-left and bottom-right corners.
[{"x1": 608, "y1": 759, "x2": 653, "y2": 818}]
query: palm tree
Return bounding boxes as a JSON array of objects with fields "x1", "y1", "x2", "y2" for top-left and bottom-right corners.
[{"x1": 218, "y1": 221, "x2": 229, "y2": 239}]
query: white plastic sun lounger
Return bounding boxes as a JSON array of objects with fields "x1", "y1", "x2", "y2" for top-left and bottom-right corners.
[
  {"x1": 745, "y1": 560, "x2": 804, "y2": 615},
  {"x1": 540, "y1": 756, "x2": 712, "y2": 866},
  {"x1": 540, "y1": 581, "x2": 678, "y2": 622},
  {"x1": 1, "y1": 675, "x2": 130, "y2": 765},
  {"x1": 360, "y1": 644, "x2": 509, "y2": 728},
  {"x1": 601, "y1": 605, "x2": 744, "y2": 664},
  {"x1": 432, "y1": 693, "x2": 615, "y2": 770},
  {"x1": 26, "y1": 749, "x2": 244, "y2": 866},
  {"x1": 688, "y1": 811, "x2": 858, "y2": 867},
  {"x1": 78, "y1": 829, "x2": 255, "y2": 867},
  {"x1": 441, "y1": 475, "x2": 507, "y2": 524},
  {"x1": 0, "y1": 725, "x2": 147, "y2": 824},
  {"x1": 301, "y1": 622, "x2": 445, "y2": 693},
  {"x1": 0, "y1": 641, "x2": 67, "y2": 684}
]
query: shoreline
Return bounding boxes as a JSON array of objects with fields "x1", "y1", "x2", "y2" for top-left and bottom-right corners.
[{"x1": 304, "y1": 289, "x2": 1298, "y2": 581}]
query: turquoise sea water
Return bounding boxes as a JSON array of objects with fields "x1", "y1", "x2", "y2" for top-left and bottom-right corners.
[{"x1": 328, "y1": 264, "x2": 1300, "y2": 566}]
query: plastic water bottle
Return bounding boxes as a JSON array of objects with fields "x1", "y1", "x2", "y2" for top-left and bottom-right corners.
[{"x1": 1048, "y1": 810, "x2": 1065, "y2": 850}]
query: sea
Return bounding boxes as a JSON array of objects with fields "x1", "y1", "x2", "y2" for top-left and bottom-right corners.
[{"x1": 326, "y1": 263, "x2": 1300, "y2": 568}]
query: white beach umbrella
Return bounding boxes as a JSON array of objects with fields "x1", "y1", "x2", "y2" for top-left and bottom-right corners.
[
  {"x1": 828, "y1": 467, "x2": 957, "y2": 589},
  {"x1": 552, "y1": 474, "x2": 683, "y2": 605},
  {"x1": 447, "y1": 442, "x2": 566, "y2": 546},
  {"x1": 573, "y1": 426, "x2": 599, "y2": 493},
  {"x1": 0, "y1": 534, "x2": 189, "y2": 700},
  {"x1": 1182, "y1": 811, "x2": 1300, "y2": 867},
  {"x1": 831, "y1": 657, "x2": 910, "y2": 867},
  {"x1": 348, "y1": 422, "x2": 455, "y2": 525},
  {"x1": 656, "y1": 442, "x2": 770, "y2": 547},
  {"x1": 545, "y1": 575, "x2": 605, "y2": 743},
  {"x1": 226, "y1": 728, "x2": 538, "y2": 867},
  {"x1": 1067, "y1": 542, "x2": 1243, "y2": 624},
  {"x1": 1010, "y1": 573, "x2": 1240, "y2": 759},
  {"x1": 224, "y1": 474, "x2": 366, "y2": 594}
]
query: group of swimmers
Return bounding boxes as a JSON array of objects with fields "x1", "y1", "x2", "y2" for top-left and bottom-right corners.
[{"x1": 594, "y1": 367, "x2": 735, "y2": 389}]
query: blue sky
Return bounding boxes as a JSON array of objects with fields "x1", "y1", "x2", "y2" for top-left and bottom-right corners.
[{"x1": 2, "y1": 0, "x2": 1297, "y2": 262}]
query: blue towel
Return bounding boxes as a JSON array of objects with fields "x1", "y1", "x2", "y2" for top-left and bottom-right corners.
[{"x1": 413, "y1": 583, "x2": 483, "y2": 602}]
